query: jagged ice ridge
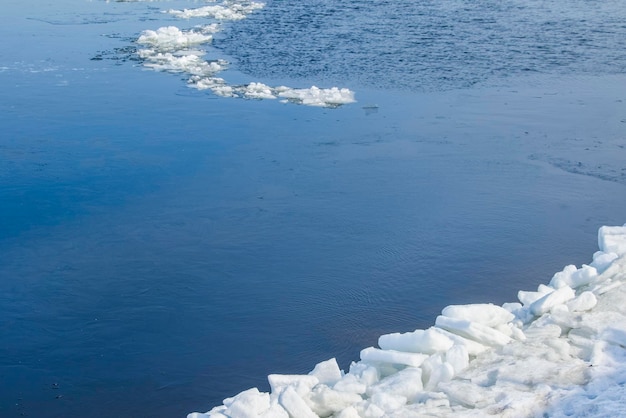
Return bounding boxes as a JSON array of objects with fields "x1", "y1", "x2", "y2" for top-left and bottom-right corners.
[{"x1": 188, "y1": 225, "x2": 626, "y2": 417}]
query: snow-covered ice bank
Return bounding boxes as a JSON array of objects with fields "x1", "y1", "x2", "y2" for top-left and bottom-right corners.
[
  {"x1": 132, "y1": 1, "x2": 355, "y2": 107},
  {"x1": 189, "y1": 224, "x2": 626, "y2": 417}
]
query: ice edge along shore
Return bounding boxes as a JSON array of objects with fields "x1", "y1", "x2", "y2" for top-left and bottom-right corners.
[{"x1": 189, "y1": 225, "x2": 626, "y2": 418}]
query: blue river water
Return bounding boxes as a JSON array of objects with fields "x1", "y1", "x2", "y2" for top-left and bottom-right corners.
[{"x1": 1, "y1": 0, "x2": 626, "y2": 416}]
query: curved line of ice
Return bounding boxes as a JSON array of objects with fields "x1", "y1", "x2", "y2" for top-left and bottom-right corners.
[
  {"x1": 189, "y1": 224, "x2": 626, "y2": 417},
  {"x1": 132, "y1": 1, "x2": 355, "y2": 108}
]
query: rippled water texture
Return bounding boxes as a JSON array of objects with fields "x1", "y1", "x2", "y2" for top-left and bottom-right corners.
[
  {"x1": 1, "y1": 0, "x2": 626, "y2": 417},
  {"x1": 222, "y1": 0, "x2": 626, "y2": 91}
]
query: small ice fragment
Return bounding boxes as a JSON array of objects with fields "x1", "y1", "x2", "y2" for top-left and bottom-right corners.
[
  {"x1": 333, "y1": 374, "x2": 367, "y2": 395},
  {"x1": 529, "y1": 286, "x2": 575, "y2": 316},
  {"x1": 259, "y1": 402, "x2": 289, "y2": 418},
  {"x1": 268, "y1": 374, "x2": 319, "y2": 397},
  {"x1": 601, "y1": 325, "x2": 626, "y2": 347},
  {"x1": 434, "y1": 316, "x2": 512, "y2": 347},
  {"x1": 305, "y1": 385, "x2": 362, "y2": 417},
  {"x1": 222, "y1": 388, "x2": 270, "y2": 418},
  {"x1": 566, "y1": 291, "x2": 598, "y2": 312},
  {"x1": 348, "y1": 362, "x2": 379, "y2": 386},
  {"x1": 445, "y1": 344, "x2": 469, "y2": 374},
  {"x1": 309, "y1": 358, "x2": 343, "y2": 386},
  {"x1": 368, "y1": 367, "x2": 423, "y2": 399},
  {"x1": 550, "y1": 265, "x2": 598, "y2": 289},
  {"x1": 278, "y1": 386, "x2": 318, "y2": 418},
  {"x1": 369, "y1": 391, "x2": 407, "y2": 413},
  {"x1": 378, "y1": 327, "x2": 454, "y2": 354},
  {"x1": 590, "y1": 251, "x2": 619, "y2": 273},
  {"x1": 335, "y1": 406, "x2": 360, "y2": 418},
  {"x1": 518, "y1": 286, "x2": 552, "y2": 306},
  {"x1": 360, "y1": 347, "x2": 428, "y2": 368},
  {"x1": 440, "y1": 381, "x2": 487, "y2": 408},
  {"x1": 423, "y1": 357, "x2": 454, "y2": 391},
  {"x1": 431, "y1": 327, "x2": 489, "y2": 355},
  {"x1": 598, "y1": 225, "x2": 626, "y2": 255},
  {"x1": 524, "y1": 323, "x2": 562, "y2": 339},
  {"x1": 441, "y1": 304, "x2": 515, "y2": 327}
]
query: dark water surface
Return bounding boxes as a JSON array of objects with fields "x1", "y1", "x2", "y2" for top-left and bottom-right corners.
[{"x1": 1, "y1": 0, "x2": 626, "y2": 417}]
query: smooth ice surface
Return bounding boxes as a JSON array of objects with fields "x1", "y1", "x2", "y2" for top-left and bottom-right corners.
[{"x1": 189, "y1": 225, "x2": 626, "y2": 417}]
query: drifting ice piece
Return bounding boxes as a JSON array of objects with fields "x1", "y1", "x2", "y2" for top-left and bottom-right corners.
[
  {"x1": 441, "y1": 304, "x2": 514, "y2": 327},
  {"x1": 434, "y1": 316, "x2": 512, "y2": 347},
  {"x1": 378, "y1": 328, "x2": 454, "y2": 354},
  {"x1": 360, "y1": 347, "x2": 428, "y2": 367}
]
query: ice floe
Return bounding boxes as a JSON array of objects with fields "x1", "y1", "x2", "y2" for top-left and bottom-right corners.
[
  {"x1": 130, "y1": 1, "x2": 355, "y2": 107},
  {"x1": 167, "y1": 2, "x2": 265, "y2": 20},
  {"x1": 188, "y1": 224, "x2": 626, "y2": 417}
]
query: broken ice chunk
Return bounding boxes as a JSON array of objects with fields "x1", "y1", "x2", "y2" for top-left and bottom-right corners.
[
  {"x1": 434, "y1": 316, "x2": 512, "y2": 347},
  {"x1": 378, "y1": 327, "x2": 454, "y2": 354},
  {"x1": 529, "y1": 286, "x2": 575, "y2": 316},
  {"x1": 441, "y1": 304, "x2": 515, "y2": 327},
  {"x1": 360, "y1": 347, "x2": 428, "y2": 368}
]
